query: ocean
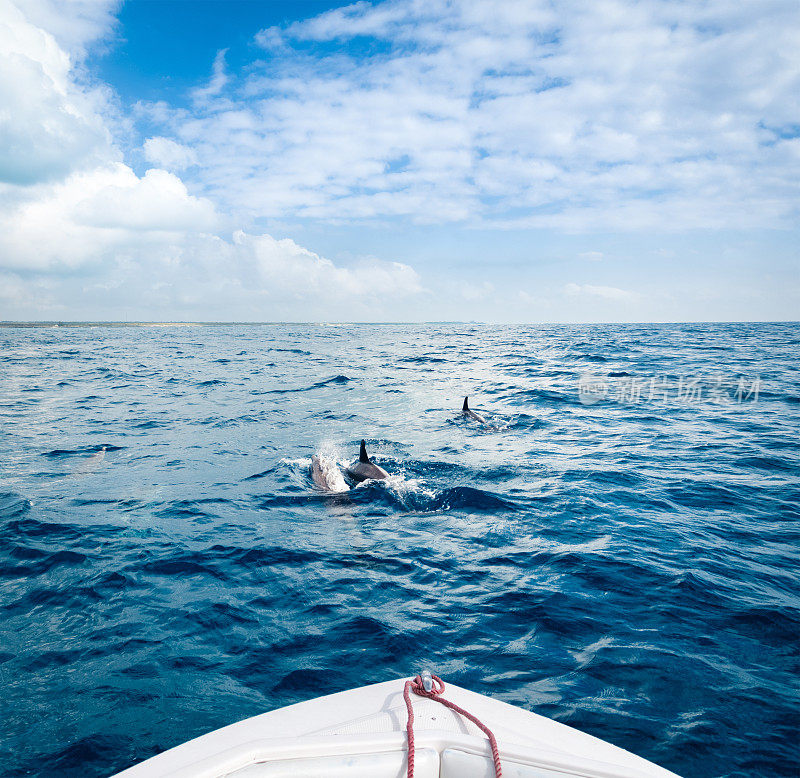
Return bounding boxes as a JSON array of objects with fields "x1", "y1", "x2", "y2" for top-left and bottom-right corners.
[{"x1": 1, "y1": 322, "x2": 798, "y2": 777}]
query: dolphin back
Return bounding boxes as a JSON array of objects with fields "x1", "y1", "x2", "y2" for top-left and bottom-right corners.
[
  {"x1": 345, "y1": 461, "x2": 389, "y2": 482},
  {"x1": 462, "y1": 396, "x2": 487, "y2": 424},
  {"x1": 347, "y1": 439, "x2": 388, "y2": 482}
]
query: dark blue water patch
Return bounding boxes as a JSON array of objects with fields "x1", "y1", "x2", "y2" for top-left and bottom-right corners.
[
  {"x1": 3, "y1": 546, "x2": 88, "y2": 576},
  {"x1": 90, "y1": 569, "x2": 142, "y2": 595},
  {"x1": 261, "y1": 374, "x2": 353, "y2": 393},
  {"x1": 570, "y1": 353, "x2": 608, "y2": 362},
  {"x1": 202, "y1": 545, "x2": 327, "y2": 577},
  {"x1": 343, "y1": 482, "x2": 517, "y2": 513},
  {"x1": 560, "y1": 468, "x2": 647, "y2": 489},
  {"x1": 1, "y1": 516, "x2": 126, "y2": 543},
  {"x1": 69, "y1": 498, "x2": 146, "y2": 513},
  {"x1": 6, "y1": 582, "x2": 104, "y2": 612},
  {"x1": 46, "y1": 735, "x2": 125, "y2": 778},
  {"x1": 134, "y1": 554, "x2": 231, "y2": 581},
  {"x1": 0, "y1": 322, "x2": 798, "y2": 778},
  {"x1": 736, "y1": 454, "x2": 798, "y2": 473},
  {"x1": 132, "y1": 420, "x2": 167, "y2": 430},
  {"x1": 151, "y1": 499, "x2": 232, "y2": 522},
  {"x1": 722, "y1": 604, "x2": 800, "y2": 647},
  {"x1": 0, "y1": 492, "x2": 31, "y2": 519},
  {"x1": 243, "y1": 467, "x2": 278, "y2": 480},
  {"x1": 270, "y1": 666, "x2": 350, "y2": 696},
  {"x1": 514, "y1": 387, "x2": 585, "y2": 406},
  {"x1": 202, "y1": 413, "x2": 268, "y2": 428},
  {"x1": 663, "y1": 481, "x2": 765, "y2": 511},
  {"x1": 177, "y1": 600, "x2": 262, "y2": 633},
  {"x1": 398, "y1": 355, "x2": 450, "y2": 364},
  {"x1": 40, "y1": 444, "x2": 124, "y2": 458},
  {"x1": 508, "y1": 413, "x2": 542, "y2": 429}
]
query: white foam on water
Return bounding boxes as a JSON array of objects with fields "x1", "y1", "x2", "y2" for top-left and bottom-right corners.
[
  {"x1": 280, "y1": 457, "x2": 312, "y2": 467},
  {"x1": 387, "y1": 474, "x2": 434, "y2": 498}
]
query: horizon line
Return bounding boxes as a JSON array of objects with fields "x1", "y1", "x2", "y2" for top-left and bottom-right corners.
[{"x1": 1, "y1": 320, "x2": 798, "y2": 327}]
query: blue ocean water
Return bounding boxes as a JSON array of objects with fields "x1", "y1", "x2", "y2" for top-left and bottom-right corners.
[{"x1": 0, "y1": 322, "x2": 798, "y2": 778}]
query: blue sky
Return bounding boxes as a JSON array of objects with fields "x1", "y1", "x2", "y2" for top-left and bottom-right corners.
[{"x1": 0, "y1": 0, "x2": 798, "y2": 322}]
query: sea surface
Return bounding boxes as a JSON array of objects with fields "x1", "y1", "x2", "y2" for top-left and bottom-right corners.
[{"x1": 1, "y1": 322, "x2": 798, "y2": 778}]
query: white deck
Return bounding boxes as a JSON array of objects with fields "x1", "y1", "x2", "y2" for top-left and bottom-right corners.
[{"x1": 113, "y1": 678, "x2": 681, "y2": 778}]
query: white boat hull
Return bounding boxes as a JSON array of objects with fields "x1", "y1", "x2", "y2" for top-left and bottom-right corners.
[{"x1": 113, "y1": 677, "x2": 680, "y2": 778}]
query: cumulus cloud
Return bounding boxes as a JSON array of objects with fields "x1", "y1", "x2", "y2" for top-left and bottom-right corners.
[
  {"x1": 11, "y1": 0, "x2": 120, "y2": 59},
  {"x1": 143, "y1": 137, "x2": 198, "y2": 170},
  {"x1": 0, "y1": 220, "x2": 424, "y2": 319},
  {"x1": 0, "y1": 164, "x2": 219, "y2": 270},
  {"x1": 0, "y1": 151, "x2": 423, "y2": 315},
  {"x1": 230, "y1": 231, "x2": 422, "y2": 299},
  {"x1": 0, "y1": 0, "x2": 114, "y2": 185},
  {"x1": 131, "y1": 0, "x2": 800, "y2": 229},
  {"x1": 0, "y1": 1, "x2": 424, "y2": 320}
]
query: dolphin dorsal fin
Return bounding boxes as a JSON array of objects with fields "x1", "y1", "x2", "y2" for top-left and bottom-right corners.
[
  {"x1": 463, "y1": 396, "x2": 469, "y2": 411},
  {"x1": 359, "y1": 439, "x2": 370, "y2": 463}
]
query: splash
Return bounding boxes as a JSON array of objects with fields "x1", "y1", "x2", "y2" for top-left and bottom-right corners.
[{"x1": 309, "y1": 442, "x2": 349, "y2": 492}]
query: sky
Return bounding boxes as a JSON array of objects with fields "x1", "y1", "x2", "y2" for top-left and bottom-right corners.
[{"x1": 0, "y1": 0, "x2": 798, "y2": 323}]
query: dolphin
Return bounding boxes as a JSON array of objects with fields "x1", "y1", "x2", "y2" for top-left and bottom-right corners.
[
  {"x1": 72, "y1": 446, "x2": 107, "y2": 475},
  {"x1": 311, "y1": 454, "x2": 349, "y2": 493},
  {"x1": 345, "y1": 440, "x2": 389, "y2": 483},
  {"x1": 462, "y1": 396, "x2": 487, "y2": 424}
]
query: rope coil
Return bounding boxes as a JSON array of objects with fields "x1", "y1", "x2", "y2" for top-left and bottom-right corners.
[{"x1": 403, "y1": 673, "x2": 502, "y2": 778}]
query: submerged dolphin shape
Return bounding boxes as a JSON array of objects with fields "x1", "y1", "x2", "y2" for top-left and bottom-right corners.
[
  {"x1": 462, "y1": 396, "x2": 487, "y2": 424},
  {"x1": 345, "y1": 440, "x2": 389, "y2": 482}
]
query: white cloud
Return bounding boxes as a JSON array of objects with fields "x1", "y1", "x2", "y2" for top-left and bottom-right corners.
[
  {"x1": 253, "y1": 25, "x2": 285, "y2": 51},
  {"x1": 143, "y1": 137, "x2": 198, "y2": 170},
  {"x1": 564, "y1": 282, "x2": 638, "y2": 301},
  {"x1": 191, "y1": 48, "x2": 229, "y2": 102},
  {"x1": 131, "y1": 0, "x2": 800, "y2": 229},
  {"x1": 231, "y1": 231, "x2": 423, "y2": 298},
  {"x1": 0, "y1": 0, "x2": 114, "y2": 185},
  {"x1": 579, "y1": 251, "x2": 603, "y2": 262},
  {"x1": 10, "y1": 0, "x2": 120, "y2": 60},
  {"x1": 0, "y1": 163, "x2": 219, "y2": 269},
  {"x1": 0, "y1": 221, "x2": 424, "y2": 319},
  {"x1": 0, "y1": 1, "x2": 424, "y2": 320},
  {"x1": 1, "y1": 0, "x2": 797, "y2": 322}
]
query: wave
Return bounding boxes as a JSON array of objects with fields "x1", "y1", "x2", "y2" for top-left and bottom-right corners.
[
  {"x1": 41, "y1": 444, "x2": 124, "y2": 458},
  {"x1": 260, "y1": 374, "x2": 353, "y2": 394}
]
